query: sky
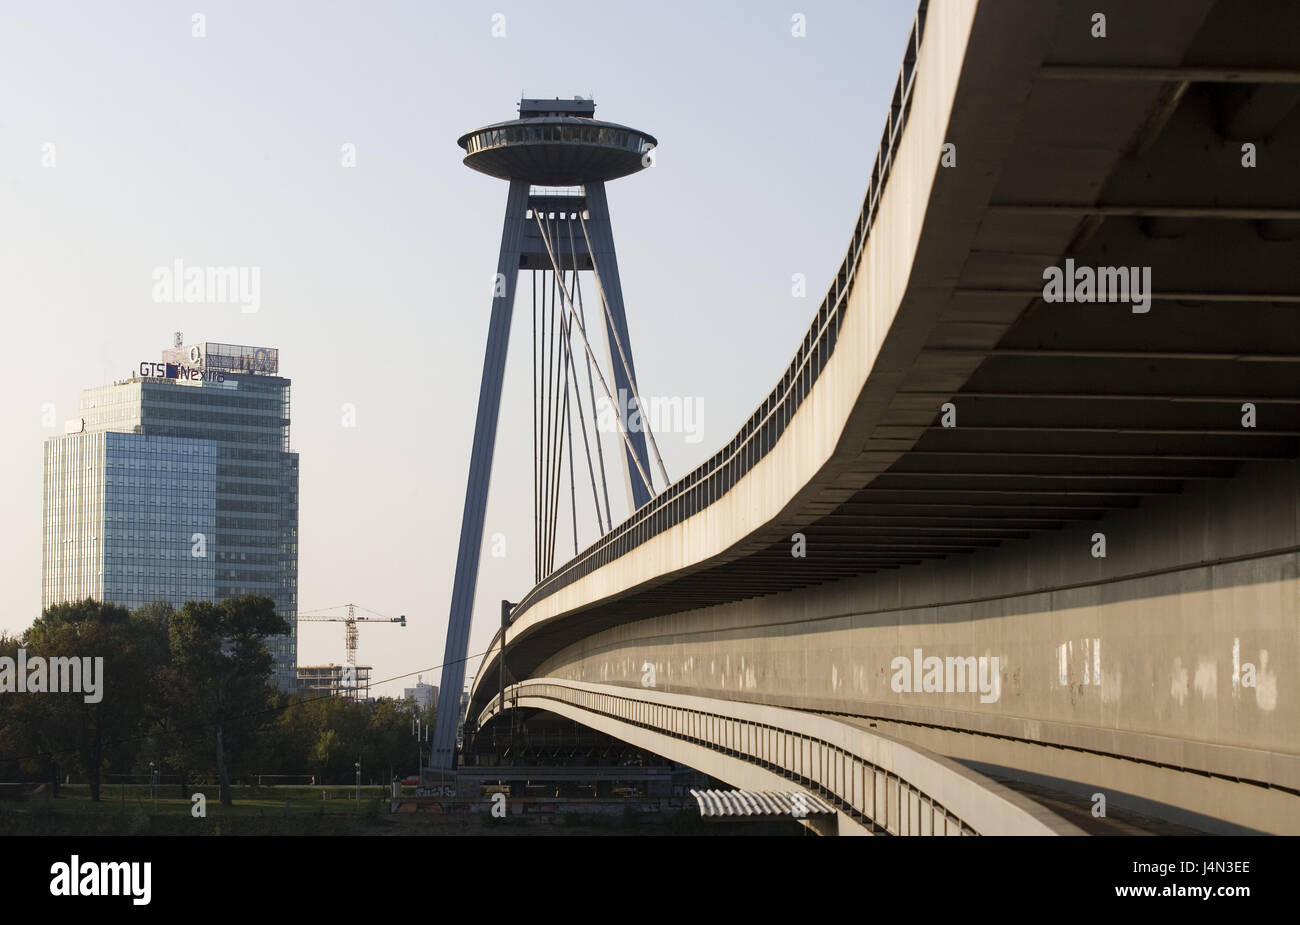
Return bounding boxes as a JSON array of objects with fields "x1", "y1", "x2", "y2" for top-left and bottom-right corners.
[{"x1": 0, "y1": 0, "x2": 921, "y2": 697}]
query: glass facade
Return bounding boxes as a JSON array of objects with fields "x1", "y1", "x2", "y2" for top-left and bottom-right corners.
[
  {"x1": 43, "y1": 432, "x2": 217, "y2": 612},
  {"x1": 44, "y1": 350, "x2": 299, "y2": 690},
  {"x1": 463, "y1": 121, "x2": 653, "y2": 156},
  {"x1": 103, "y1": 434, "x2": 217, "y2": 611},
  {"x1": 43, "y1": 432, "x2": 109, "y2": 608}
]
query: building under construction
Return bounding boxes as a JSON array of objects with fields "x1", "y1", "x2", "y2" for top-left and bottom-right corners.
[{"x1": 296, "y1": 664, "x2": 374, "y2": 701}]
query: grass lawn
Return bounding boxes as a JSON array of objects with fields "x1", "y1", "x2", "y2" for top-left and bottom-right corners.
[
  {"x1": 2, "y1": 784, "x2": 804, "y2": 835},
  {"x1": 1, "y1": 784, "x2": 395, "y2": 835}
]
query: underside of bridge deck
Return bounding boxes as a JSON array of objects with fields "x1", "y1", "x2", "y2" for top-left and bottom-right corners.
[{"x1": 478, "y1": 0, "x2": 1300, "y2": 685}]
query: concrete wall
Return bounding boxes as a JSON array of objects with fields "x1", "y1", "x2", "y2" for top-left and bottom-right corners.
[{"x1": 534, "y1": 457, "x2": 1300, "y2": 800}]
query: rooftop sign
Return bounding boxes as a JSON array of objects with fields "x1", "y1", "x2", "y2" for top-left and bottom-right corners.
[
  {"x1": 139, "y1": 361, "x2": 225, "y2": 383},
  {"x1": 160, "y1": 342, "x2": 278, "y2": 375}
]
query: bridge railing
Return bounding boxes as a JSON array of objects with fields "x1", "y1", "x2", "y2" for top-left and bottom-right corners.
[
  {"x1": 506, "y1": 3, "x2": 931, "y2": 626},
  {"x1": 481, "y1": 677, "x2": 1080, "y2": 836}
]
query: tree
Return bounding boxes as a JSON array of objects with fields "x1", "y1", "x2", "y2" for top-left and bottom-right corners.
[
  {"x1": 365, "y1": 698, "x2": 423, "y2": 783},
  {"x1": 311, "y1": 728, "x2": 344, "y2": 781},
  {"x1": 0, "y1": 631, "x2": 48, "y2": 788},
  {"x1": 252, "y1": 694, "x2": 436, "y2": 784},
  {"x1": 20, "y1": 599, "x2": 162, "y2": 801},
  {"x1": 165, "y1": 595, "x2": 288, "y2": 805}
]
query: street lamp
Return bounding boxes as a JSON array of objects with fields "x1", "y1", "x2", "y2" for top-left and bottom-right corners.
[
  {"x1": 413, "y1": 717, "x2": 428, "y2": 786},
  {"x1": 354, "y1": 760, "x2": 361, "y2": 809}
]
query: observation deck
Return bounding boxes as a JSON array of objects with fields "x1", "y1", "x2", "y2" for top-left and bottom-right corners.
[{"x1": 458, "y1": 98, "x2": 657, "y2": 186}]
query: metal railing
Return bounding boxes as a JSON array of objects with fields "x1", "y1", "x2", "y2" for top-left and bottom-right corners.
[
  {"x1": 508, "y1": 2, "x2": 929, "y2": 625},
  {"x1": 483, "y1": 677, "x2": 979, "y2": 835}
]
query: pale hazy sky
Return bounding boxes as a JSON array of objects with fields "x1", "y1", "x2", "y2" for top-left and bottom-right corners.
[{"x1": 0, "y1": 0, "x2": 919, "y2": 697}]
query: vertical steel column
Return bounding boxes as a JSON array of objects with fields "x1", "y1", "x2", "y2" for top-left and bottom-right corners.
[
  {"x1": 430, "y1": 179, "x2": 529, "y2": 776},
  {"x1": 582, "y1": 182, "x2": 654, "y2": 511}
]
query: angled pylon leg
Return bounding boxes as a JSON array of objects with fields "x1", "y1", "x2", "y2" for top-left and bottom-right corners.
[
  {"x1": 430, "y1": 179, "x2": 529, "y2": 778},
  {"x1": 583, "y1": 181, "x2": 655, "y2": 511}
]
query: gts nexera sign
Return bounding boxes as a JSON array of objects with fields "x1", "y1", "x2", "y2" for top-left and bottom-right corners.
[{"x1": 139, "y1": 361, "x2": 225, "y2": 383}]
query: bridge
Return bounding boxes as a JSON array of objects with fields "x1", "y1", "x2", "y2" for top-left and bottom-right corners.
[{"x1": 453, "y1": 0, "x2": 1300, "y2": 835}]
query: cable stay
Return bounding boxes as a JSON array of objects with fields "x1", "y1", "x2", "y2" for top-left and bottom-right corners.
[
  {"x1": 578, "y1": 212, "x2": 672, "y2": 490},
  {"x1": 530, "y1": 201, "x2": 680, "y2": 582},
  {"x1": 533, "y1": 210, "x2": 658, "y2": 503}
]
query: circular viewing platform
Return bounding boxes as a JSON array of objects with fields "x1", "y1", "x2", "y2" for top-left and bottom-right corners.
[{"x1": 458, "y1": 116, "x2": 657, "y2": 186}]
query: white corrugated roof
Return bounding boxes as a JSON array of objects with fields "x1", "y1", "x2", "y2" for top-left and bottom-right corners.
[{"x1": 689, "y1": 788, "x2": 835, "y2": 818}]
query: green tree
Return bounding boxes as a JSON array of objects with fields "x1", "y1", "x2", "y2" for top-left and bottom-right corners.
[
  {"x1": 252, "y1": 691, "x2": 316, "y2": 779},
  {"x1": 165, "y1": 595, "x2": 288, "y2": 805},
  {"x1": 311, "y1": 728, "x2": 343, "y2": 781},
  {"x1": 253, "y1": 694, "x2": 436, "y2": 784},
  {"x1": 0, "y1": 632, "x2": 50, "y2": 788},
  {"x1": 21, "y1": 598, "x2": 163, "y2": 801},
  {"x1": 365, "y1": 697, "x2": 425, "y2": 782}
]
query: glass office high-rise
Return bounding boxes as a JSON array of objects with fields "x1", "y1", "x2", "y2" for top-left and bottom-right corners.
[
  {"x1": 41, "y1": 341, "x2": 300, "y2": 690},
  {"x1": 43, "y1": 431, "x2": 218, "y2": 610}
]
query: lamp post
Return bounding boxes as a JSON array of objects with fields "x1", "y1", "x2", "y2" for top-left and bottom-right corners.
[{"x1": 354, "y1": 760, "x2": 361, "y2": 809}]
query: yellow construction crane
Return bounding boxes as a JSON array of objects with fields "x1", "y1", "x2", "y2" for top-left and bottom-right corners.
[{"x1": 297, "y1": 603, "x2": 406, "y2": 666}]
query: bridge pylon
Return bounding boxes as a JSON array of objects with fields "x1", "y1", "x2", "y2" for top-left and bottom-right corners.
[{"x1": 429, "y1": 97, "x2": 666, "y2": 781}]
